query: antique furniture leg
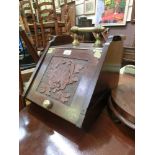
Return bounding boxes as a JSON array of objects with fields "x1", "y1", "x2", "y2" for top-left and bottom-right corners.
[
  {"x1": 28, "y1": 0, "x2": 39, "y2": 50},
  {"x1": 20, "y1": 27, "x2": 39, "y2": 63},
  {"x1": 19, "y1": 2, "x2": 34, "y2": 46},
  {"x1": 19, "y1": 68, "x2": 25, "y2": 111}
]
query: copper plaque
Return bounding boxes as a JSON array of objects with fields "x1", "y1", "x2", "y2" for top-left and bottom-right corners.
[{"x1": 37, "y1": 57, "x2": 86, "y2": 105}]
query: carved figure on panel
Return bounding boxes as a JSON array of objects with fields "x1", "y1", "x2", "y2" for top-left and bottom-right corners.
[{"x1": 38, "y1": 57, "x2": 85, "y2": 104}]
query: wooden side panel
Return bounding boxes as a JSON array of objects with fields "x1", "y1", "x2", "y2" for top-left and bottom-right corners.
[{"x1": 101, "y1": 37, "x2": 124, "y2": 88}]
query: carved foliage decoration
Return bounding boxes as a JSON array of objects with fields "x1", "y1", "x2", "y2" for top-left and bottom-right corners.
[{"x1": 37, "y1": 57, "x2": 86, "y2": 105}]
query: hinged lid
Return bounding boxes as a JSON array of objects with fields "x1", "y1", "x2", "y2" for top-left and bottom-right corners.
[{"x1": 25, "y1": 37, "x2": 113, "y2": 127}]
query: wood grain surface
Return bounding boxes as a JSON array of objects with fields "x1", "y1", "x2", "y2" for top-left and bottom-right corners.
[
  {"x1": 19, "y1": 104, "x2": 135, "y2": 155},
  {"x1": 110, "y1": 74, "x2": 135, "y2": 129}
]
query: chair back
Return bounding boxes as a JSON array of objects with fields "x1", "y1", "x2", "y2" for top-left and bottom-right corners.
[
  {"x1": 20, "y1": 0, "x2": 35, "y2": 24},
  {"x1": 35, "y1": 0, "x2": 58, "y2": 47},
  {"x1": 20, "y1": 0, "x2": 40, "y2": 49},
  {"x1": 36, "y1": 0, "x2": 57, "y2": 23}
]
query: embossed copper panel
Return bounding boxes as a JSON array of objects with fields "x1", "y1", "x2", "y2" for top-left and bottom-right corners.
[{"x1": 37, "y1": 57, "x2": 86, "y2": 105}]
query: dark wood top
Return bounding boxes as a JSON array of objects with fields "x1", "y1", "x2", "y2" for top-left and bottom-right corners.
[
  {"x1": 19, "y1": 104, "x2": 135, "y2": 155},
  {"x1": 110, "y1": 74, "x2": 135, "y2": 129},
  {"x1": 112, "y1": 74, "x2": 135, "y2": 117}
]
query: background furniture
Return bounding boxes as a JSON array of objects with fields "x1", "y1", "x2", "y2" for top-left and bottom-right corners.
[
  {"x1": 20, "y1": 27, "x2": 39, "y2": 63},
  {"x1": 109, "y1": 69, "x2": 135, "y2": 129},
  {"x1": 19, "y1": 69, "x2": 25, "y2": 111},
  {"x1": 60, "y1": 1, "x2": 76, "y2": 34},
  {"x1": 36, "y1": 0, "x2": 57, "y2": 47},
  {"x1": 20, "y1": 0, "x2": 40, "y2": 50},
  {"x1": 19, "y1": 0, "x2": 66, "y2": 50},
  {"x1": 20, "y1": 0, "x2": 48, "y2": 50},
  {"x1": 19, "y1": 0, "x2": 35, "y2": 46},
  {"x1": 36, "y1": 0, "x2": 65, "y2": 47}
]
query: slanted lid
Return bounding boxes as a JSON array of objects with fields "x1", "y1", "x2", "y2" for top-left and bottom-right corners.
[{"x1": 25, "y1": 43, "x2": 110, "y2": 127}]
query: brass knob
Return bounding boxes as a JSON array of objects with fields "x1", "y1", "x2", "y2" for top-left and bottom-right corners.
[{"x1": 43, "y1": 100, "x2": 53, "y2": 110}]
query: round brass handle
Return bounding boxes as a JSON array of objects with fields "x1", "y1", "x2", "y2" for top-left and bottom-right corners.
[
  {"x1": 42, "y1": 100, "x2": 53, "y2": 110},
  {"x1": 71, "y1": 26, "x2": 105, "y2": 33},
  {"x1": 70, "y1": 26, "x2": 105, "y2": 47}
]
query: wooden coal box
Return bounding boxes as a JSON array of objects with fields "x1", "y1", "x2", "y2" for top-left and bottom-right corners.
[{"x1": 24, "y1": 35, "x2": 123, "y2": 129}]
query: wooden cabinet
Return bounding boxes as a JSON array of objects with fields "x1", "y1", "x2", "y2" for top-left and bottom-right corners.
[{"x1": 24, "y1": 34, "x2": 124, "y2": 129}]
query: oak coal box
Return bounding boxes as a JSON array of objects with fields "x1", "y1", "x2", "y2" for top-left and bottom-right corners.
[{"x1": 24, "y1": 29, "x2": 124, "y2": 129}]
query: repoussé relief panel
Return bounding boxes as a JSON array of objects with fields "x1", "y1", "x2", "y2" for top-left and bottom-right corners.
[{"x1": 37, "y1": 57, "x2": 87, "y2": 105}]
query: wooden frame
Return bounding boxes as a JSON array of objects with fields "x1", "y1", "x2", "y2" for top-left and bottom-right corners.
[
  {"x1": 99, "y1": 0, "x2": 130, "y2": 26},
  {"x1": 76, "y1": 4, "x2": 84, "y2": 16},
  {"x1": 131, "y1": 0, "x2": 135, "y2": 23},
  {"x1": 84, "y1": 0, "x2": 96, "y2": 15}
]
